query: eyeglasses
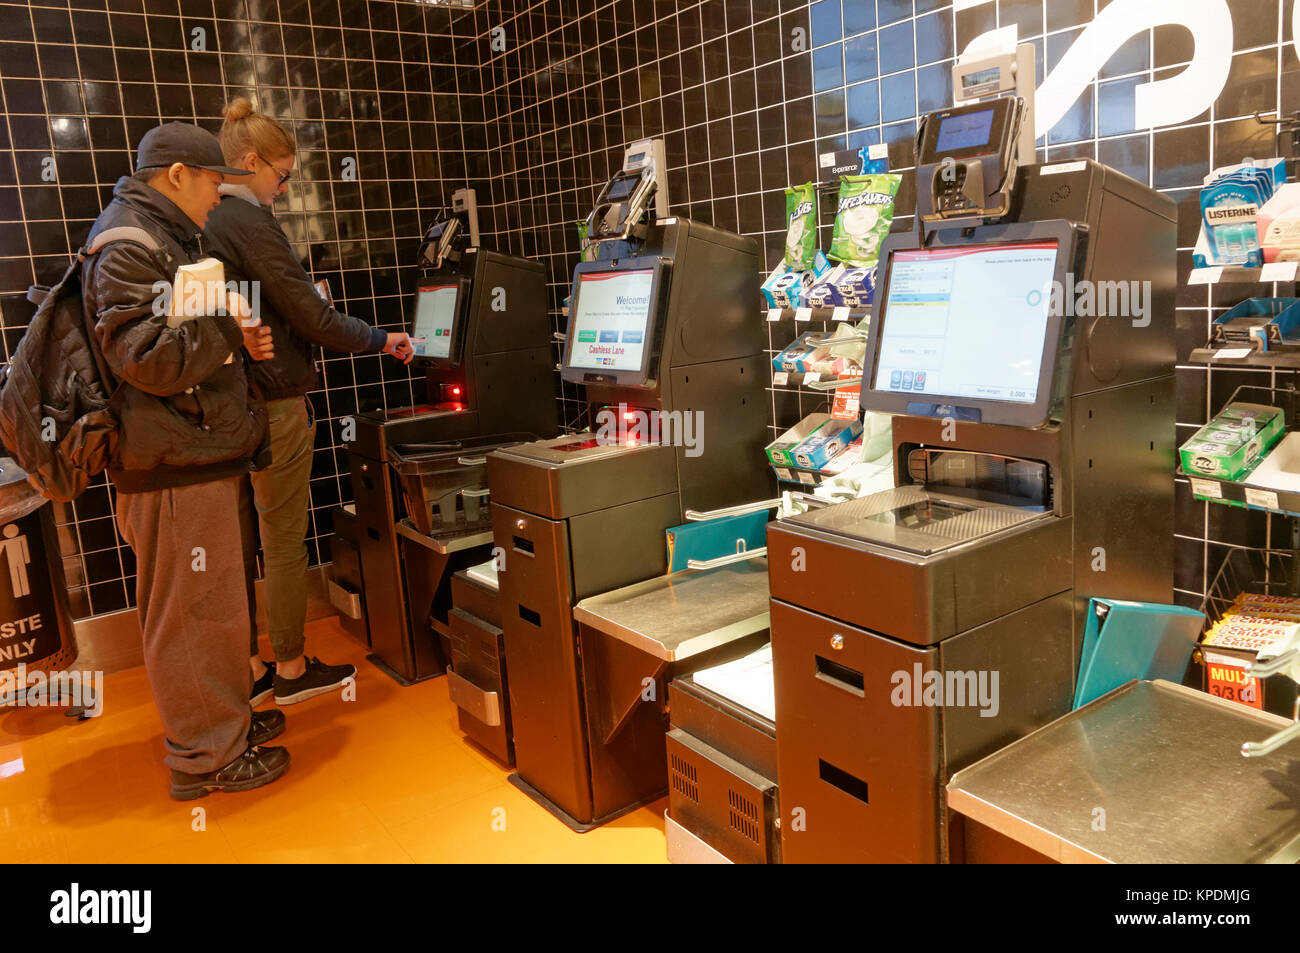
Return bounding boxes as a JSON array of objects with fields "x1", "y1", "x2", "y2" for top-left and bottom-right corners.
[{"x1": 257, "y1": 154, "x2": 292, "y2": 186}]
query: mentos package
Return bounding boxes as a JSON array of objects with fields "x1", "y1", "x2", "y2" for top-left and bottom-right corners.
[
  {"x1": 785, "y1": 182, "x2": 817, "y2": 270},
  {"x1": 829, "y1": 174, "x2": 900, "y2": 267}
]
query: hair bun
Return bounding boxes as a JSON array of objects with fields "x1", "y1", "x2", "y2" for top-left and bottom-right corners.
[{"x1": 222, "y1": 97, "x2": 254, "y2": 121}]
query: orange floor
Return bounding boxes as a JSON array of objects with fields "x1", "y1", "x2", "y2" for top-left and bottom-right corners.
[{"x1": 1, "y1": 617, "x2": 669, "y2": 863}]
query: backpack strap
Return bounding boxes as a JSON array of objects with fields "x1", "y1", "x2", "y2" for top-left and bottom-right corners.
[
  {"x1": 80, "y1": 226, "x2": 161, "y2": 261},
  {"x1": 75, "y1": 227, "x2": 163, "y2": 397}
]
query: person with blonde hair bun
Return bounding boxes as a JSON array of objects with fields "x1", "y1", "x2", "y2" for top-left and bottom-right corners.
[{"x1": 206, "y1": 96, "x2": 414, "y2": 707}]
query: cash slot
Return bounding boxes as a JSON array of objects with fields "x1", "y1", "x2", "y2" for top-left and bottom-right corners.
[
  {"x1": 814, "y1": 654, "x2": 865, "y2": 696},
  {"x1": 819, "y1": 759, "x2": 870, "y2": 804}
]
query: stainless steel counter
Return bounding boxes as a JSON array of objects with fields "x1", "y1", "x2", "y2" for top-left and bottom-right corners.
[
  {"x1": 947, "y1": 679, "x2": 1300, "y2": 863},
  {"x1": 572, "y1": 559, "x2": 770, "y2": 661}
]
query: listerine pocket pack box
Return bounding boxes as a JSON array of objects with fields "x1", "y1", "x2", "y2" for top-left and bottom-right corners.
[
  {"x1": 1198, "y1": 159, "x2": 1287, "y2": 267},
  {"x1": 1179, "y1": 402, "x2": 1284, "y2": 480},
  {"x1": 766, "y1": 413, "x2": 831, "y2": 468},
  {"x1": 793, "y1": 416, "x2": 864, "y2": 469}
]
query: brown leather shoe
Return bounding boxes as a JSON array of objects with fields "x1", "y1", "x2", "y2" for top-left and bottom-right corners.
[{"x1": 169, "y1": 745, "x2": 290, "y2": 800}]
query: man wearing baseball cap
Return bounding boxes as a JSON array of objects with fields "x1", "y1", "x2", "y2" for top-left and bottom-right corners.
[{"x1": 82, "y1": 122, "x2": 289, "y2": 798}]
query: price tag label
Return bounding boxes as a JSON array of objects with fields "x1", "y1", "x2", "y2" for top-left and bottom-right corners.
[
  {"x1": 1190, "y1": 478, "x2": 1222, "y2": 499},
  {"x1": 797, "y1": 470, "x2": 816, "y2": 485},
  {"x1": 867, "y1": 143, "x2": 889, "y2": 160},
  {"x1": 766, "y1": 307, "x2": 781, "y2": 322},
  {"x1": 774, "y1": 467, "x2": 792, "y2": 481},
  {"x1": 1207, "y1": 666, "x2": 1263, "y2": 711},
  {"x1": 831, "y1": 306, "x2": 851, "y2": 322},
  {"x1": 795, "y1": 307, "x2": 812, "y2": 322},
  {"x1": 1245, "y1": 487, "x2": 1280, "y2": 510},
  {"x1": 773, "y1": 371, "x2": 789, "y2": 386},
  {"x1": 806, "y1": 372, "x2": 823, "y2": 383},
  {"x1": 1188, "y1": 267, "x2": 1222, "y2": 285},
  {"x1": 1260, "y1": 260, "x2": 1299, "y2": 283},
  {"x1": 1213, "y1": 347, "x2": 1253, "y2": 359}
]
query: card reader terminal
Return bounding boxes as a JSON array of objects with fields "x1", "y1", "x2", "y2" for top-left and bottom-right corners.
[{"x1": 916, "y1": 97, "x2": 1024, "y2": 225}]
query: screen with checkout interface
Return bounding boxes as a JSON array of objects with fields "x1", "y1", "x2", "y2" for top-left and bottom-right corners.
[
  {"x1": 412, "y1": 283, "x2": 458, "y2": 359},
  {"x1": 567, "y1": 268, "x2": 655, "y2": 373},
  {"x1": 935, "y1": 107, "x2": 995, "y2": 152},
  {"x1": 873, "y1": 242, "x2": 1059, "y2": 404}
]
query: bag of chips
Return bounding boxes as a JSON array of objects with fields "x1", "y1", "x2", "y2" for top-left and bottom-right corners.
[
  {"x1": 829, "y1": 174, "x2": 900, "y2": 267},
  {"x1": 784, "y1": 182, "x2": 817, "y2": 270}
]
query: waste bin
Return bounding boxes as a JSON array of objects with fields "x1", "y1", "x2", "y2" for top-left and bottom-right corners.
[{"x1": 0, "y1": 458, "x2": 77, "y2": 682}]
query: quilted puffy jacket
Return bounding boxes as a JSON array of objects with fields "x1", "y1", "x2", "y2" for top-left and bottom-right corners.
[
  {"x1": 204, "y1": 188, "x2": 386, "y2": 402},
  {"x1": 84, "y1": 176, "x2": 268, "y2": 493}
]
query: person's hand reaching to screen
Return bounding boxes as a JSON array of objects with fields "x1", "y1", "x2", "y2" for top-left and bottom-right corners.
[{"x1": 383, "y1": 332, "x2": 414, "y2": 364}]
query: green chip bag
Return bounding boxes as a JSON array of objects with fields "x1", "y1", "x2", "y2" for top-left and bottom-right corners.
[
  {"x1": 829, "y1": 174, "x2": 900, "y2": 267},
  {"x1": 784, "y1": 182, "x2": 817, "y2": 270}
]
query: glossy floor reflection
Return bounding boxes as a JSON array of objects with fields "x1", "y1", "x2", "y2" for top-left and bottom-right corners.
[{"x1": 0, "y1": 618, "x2": 669, "y2": 864}]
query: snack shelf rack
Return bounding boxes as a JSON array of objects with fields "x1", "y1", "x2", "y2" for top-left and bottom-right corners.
[
  {"x1": 1187, "y1": 347, "x2": 1300, "y2": 370},
  {"x1": 1184, "y1": 382, "x2": 1300, "y2": 723},
  {"x1": 762, "y1": 305, "x2": 871, "y2": 324},
  {"x1": 1180, "y1": 466, "x2": 1300, "y2": 517},
  {"x1": 1188, "y1": 262, "x2": 1298, "y2": 286}
]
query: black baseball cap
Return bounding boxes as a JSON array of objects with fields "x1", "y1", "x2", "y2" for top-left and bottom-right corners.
[{"x1": 135, "y1": 122, "x2": 251, "y2": 176}]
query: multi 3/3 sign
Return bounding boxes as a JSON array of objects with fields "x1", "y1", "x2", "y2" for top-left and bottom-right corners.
[{"x1": 959, "y1": 0, "x2": 1299, "y2": 135}]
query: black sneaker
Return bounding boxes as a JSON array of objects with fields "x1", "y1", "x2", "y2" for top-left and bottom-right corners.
[
  {"x1": 248, "y1": 708, "x2": 285, "y2": 746},
  {"x1": 274, "y1": 656, "x2": 357, "y2": 706},
  {"x1": 251, "y1": 661, "x2": 276, "y2": 706},
  {"x1": 169, "y1": 745, "x2": 290, "y2": 801}
]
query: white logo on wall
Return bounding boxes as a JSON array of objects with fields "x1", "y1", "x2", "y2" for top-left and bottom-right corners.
[
  {"x1": 962, "y1": 0, "x2": 1238, "y2": 135},
  {"x1": 1, "y1": 524, "x2": 30, "y2": 598}
]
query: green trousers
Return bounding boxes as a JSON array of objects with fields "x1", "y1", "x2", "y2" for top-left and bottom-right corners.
[{"x1": 242, "y1": 396, "x2": 316, "y2": 662}]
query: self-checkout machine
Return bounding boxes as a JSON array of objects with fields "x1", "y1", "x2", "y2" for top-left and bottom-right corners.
[
  {"x1": 763, "y1": 34, "x2": 1178, "y2": 862},
  {"x1": 481, "y1": 139, "x2": 773, "y2": 829},
  {"x1": 337, "y1": 189, "x2": 558, "y2": 685}
]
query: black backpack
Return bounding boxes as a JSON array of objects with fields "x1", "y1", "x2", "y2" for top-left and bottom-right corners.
[{"x1": 0, "y1": 227, "x2": 163, "y2": 501}]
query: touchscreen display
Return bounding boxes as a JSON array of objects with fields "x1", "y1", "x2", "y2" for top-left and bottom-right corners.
[
  {"x1": 412, "y1": 283, "x2": 458, "y2": 359},
  {"x1": 566, "y1": 268, "x2": 655, "y2": 373},
  {"x1": 935, "y1": 107, "x2": 995, "y2": 152},
  {"x1": 872, "y1": 242, "x2": 1058, "y2": 404}
]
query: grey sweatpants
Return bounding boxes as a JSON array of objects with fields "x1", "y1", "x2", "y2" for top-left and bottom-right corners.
[{"x1": 116, "y1": 475, "x2": 252, "y2": 774}]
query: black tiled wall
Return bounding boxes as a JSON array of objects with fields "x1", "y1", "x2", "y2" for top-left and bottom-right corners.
[
  {"x1": 0, "y1": 0, "x2": 480, "y2": 619},
  {"x1": 468, "y1": 0, "x2": 1300, "y2": 612},
  {"x1": 4, "y1": 0, "x2": 1300, "y2": 620}
]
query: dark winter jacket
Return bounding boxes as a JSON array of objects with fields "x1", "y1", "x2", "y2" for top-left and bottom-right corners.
[
  {"x1": 204, "y1": 188, "x2": 387, "y2": 401},
  {"x1": 84, "y1": 176, "x2": 268, "y2": 493}
]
